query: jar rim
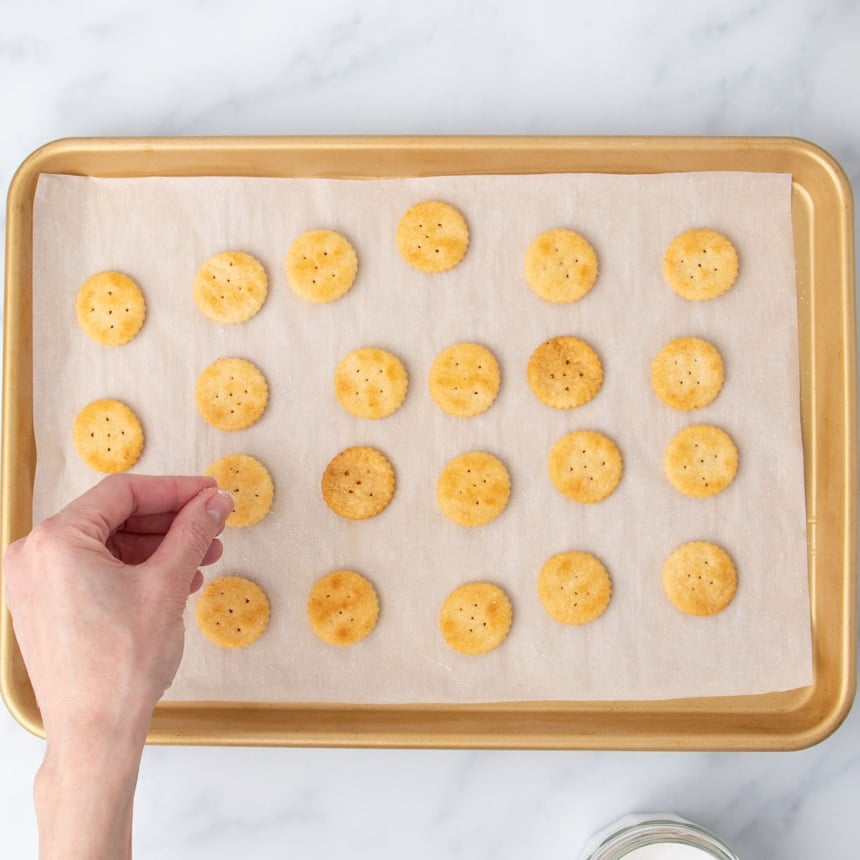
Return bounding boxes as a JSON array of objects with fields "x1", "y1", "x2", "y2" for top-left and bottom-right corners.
[{"x1": 586, "y1": 816, "x2": 739, "y2": 860}]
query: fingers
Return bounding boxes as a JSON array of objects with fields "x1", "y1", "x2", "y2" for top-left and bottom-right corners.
[
  {"x1": 118, "y1": 512, "x2": 181, "y2": 536},
  {"x1": 59, "y1": 474, "x2": 219, "y2": 543},
  {"x1": 1, "y1": 537, "x2": 27, "y2": 604},
  {"x1": 189, "y1": 570, "x2": 205, "y2": 594},
  {"x1": 107, "y1": 532, "x2": 225, "y2": 568},
  {"x1": 143, "y1": 487, "x2": 234, "y2": 592},
  {"x1": 1, "y1": 535, "x2": 25, "y2": 568}
]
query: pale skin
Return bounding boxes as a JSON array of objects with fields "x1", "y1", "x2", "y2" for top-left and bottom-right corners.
[{"x1": 2, "y1": 474, "x2": 235, "y2": 860}]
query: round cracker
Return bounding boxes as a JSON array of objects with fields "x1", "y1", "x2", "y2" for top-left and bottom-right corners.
[
  {"x1": 195, "y1": 357, "x2": 269, "y2": 431},
  {"x1": 439, "y1": 582, "x2": 513, "y2": 655},
  {"x1": 72, "y1": 398, "x2": 144, "y2": 474},
  {"x1": 76, "y1": 271, "x2": 146, "y2": 346},
  {"x1": 428, "y1": 342, "x2": 500, "y2": 417},
  {"x1": 548, "y1": 430, "x2": 623, "y2": 504},
  {"x1": 396, "y1": 201, "x2": 469, "y2": 273},
  {"x1": 663, "y1": 228, "x2": 739, "y2": 301},
  {"x1": 651, "y1": 336, "x2": 725, "y2": 411},
  {"x1": 538, "y1": 551, "x2": 612, "y2": 625},
  {"x1": 524, "y1": 228, "x2": 598, "y2": 303},
  {"x1": 286, "y1": 229, "x2": 358, "y2": 304},
  {"x1": 322, "y1": 446, "x2": 396, "y2": 520},
  {"x1": 204, "y1": 453, "x2": 274, "y2": 527},
  {"x1": 664, "y1": 424, "x2": 738, "y2": 498},
  {"x1": 307, "y1": 569, "x2": 380, "y2": 646},
  {"x1": 193, "y1": 251, "x2": 268, "y2": 324},
  {"x1": 436, "y1": 451, "x2": 511, "y2": 527},
  {"x1": 334, "y1": 347, "x2": 408, "y2": 419},
  {"x1": 195, "y1": 575, "x2": 271, "y2": 648},
  {"x1": 527, "y1": 335, "x2": 603, "y2": 409},
  {"x1": 662, "y1": 541, "x2": 737, "y2": 616}
]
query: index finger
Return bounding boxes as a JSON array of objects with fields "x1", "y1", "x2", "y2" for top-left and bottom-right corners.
[{"x1": 59, "y1": 474, "x2": 218, "y2": 542}]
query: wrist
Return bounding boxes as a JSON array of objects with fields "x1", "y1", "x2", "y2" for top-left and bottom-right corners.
[{"x1": 34, "y1": 721, "x2": 148, "y2": 860}]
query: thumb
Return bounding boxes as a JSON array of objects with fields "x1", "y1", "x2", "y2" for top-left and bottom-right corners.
[{"x1": 144, "y1": 487, "x2": 234, "y2": 590}]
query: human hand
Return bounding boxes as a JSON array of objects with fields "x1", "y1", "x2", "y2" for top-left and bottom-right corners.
[
  {"x1": 4, "y1": 473, "x2": 234, "y2": 740},
  {"x1": 2, "y1": 474, "x2": 234, "y2": 860}
]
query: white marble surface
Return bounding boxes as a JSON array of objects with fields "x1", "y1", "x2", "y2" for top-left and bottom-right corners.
[{"x1": 1, "y1": 0, "x2": 857, "y2": 857}]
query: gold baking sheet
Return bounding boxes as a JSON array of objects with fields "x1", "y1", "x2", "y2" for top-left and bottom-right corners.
[{"x1": 2, "y1": 136, "x2": 855, "y2": 749}]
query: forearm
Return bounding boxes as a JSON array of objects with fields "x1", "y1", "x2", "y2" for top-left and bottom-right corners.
[
  {"x1": 34, "y1": 725, "x2": 147, "y2": 860},
  {"x1": 3, "y1": 476, "x2": 234, "y2": 859}
]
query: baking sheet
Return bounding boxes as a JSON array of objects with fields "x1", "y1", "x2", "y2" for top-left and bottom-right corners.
[{"x1": 29, "y1": 169, "x2": 812, "y2": 704}]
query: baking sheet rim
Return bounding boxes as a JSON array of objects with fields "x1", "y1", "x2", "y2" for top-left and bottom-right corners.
[{"x1": 1, "y1": 135, "x2": 855, "y2": 750}]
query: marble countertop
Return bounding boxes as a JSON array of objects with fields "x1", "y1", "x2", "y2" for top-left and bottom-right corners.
[{"x1": 1, "y1": 1, "x2": 858, "y2": 857}]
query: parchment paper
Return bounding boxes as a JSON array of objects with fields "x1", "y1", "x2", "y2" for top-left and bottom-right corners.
[{"x1": 31, "y1": 171, "x2": 812, "y2": 703}]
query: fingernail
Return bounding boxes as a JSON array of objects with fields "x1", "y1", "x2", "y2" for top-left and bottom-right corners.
[{"x1": 205, "y1": 489, "x2": 235, "y2": 525}]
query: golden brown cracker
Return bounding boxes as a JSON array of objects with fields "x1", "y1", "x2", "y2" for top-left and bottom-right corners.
[
  {"x1": 193, "y1": 251, "x2": 268, "y2": 324},
  {"x1": 307, "y1": 569, "x2": 380, "y2": 646},
  {"x1": 664, "y1": 424, "x2": 738, "y2": 498},
  {"x1": 285, "y1": 229, "x2": 358, "y2": 304},
  {"x1": 524, "y1": 228, "x2": 598, "y2": 303},
  {"x1": 436, "y1": 451, "x2": 511, "y2": 527},
  {"x1": 548, "y1": 430, "x2": 623, "y2": 504},
  {"x1": 321, "y1": 446, "x2": 396, "y2": 520},
  {"x1": 538, "y1": 551, "x2": 612, "y2": 625},
  {"x1": 527, "y1": 335, "x2": 603, "y2": 409},
  {"x1": 396, "y1": 201, "x2": 469, "y2": 273},
  {"x1": 72, "y1": 398, "x2": 144, "y2": 474},
  {"x1": 334, "y1": 347, "x2": 408, "y2": 419},
  {"x1": 651, "y1": 336, "x2": 725, "y2": 411},
  {"x1": 204, "y1": 453, "x2": 274, "y2": 527},
  {"x1": 439, "y1": 582, "x2": 513, "y2": 655},
  {"x1": 76, "y1": 271, "x2": 146, "y2": 346},
  {"x1": 663, "y1": 228, "x2": 739, "y2": 301},
  {"x1": 428, "y1": 342, "x2": 500, "y2": 418},
  {"x1": 194, "y1": 357, "x2": 269, "y2": 431},
  {"x1": 195, "y1": 575, "x2": 271, "y2": 648},
  {"x1": 662, "y1": 541, "x2": 737, "y2": 616}
]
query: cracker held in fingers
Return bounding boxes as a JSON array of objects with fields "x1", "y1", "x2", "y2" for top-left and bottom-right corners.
[{"x1": 204, "y1": 453, "x2": 274, "y2": 527}]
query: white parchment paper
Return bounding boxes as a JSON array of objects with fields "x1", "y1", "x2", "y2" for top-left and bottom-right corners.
[{"x1": 31, "y1": 171, "x2": 812, "y2": 702}]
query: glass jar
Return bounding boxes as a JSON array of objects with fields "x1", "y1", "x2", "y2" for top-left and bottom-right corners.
[{"x1": 579, "y1": 814, "x2": 739, "y2": 859}]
